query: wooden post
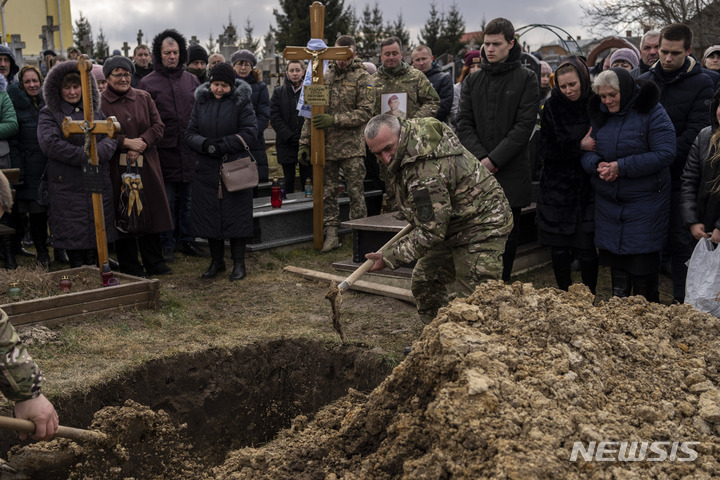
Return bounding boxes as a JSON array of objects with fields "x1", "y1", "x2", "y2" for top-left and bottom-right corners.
[
  {"x1": 282, "y1": 1, "x2": 353, "y2": 250},
  {"x1": 61, "y1": 55, "x2": 121, "y2": 269}
]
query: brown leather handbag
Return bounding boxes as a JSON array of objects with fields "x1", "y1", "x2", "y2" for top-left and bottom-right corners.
[{"x1": 220, "y1": 134, "x2": 258, "y2": 192}]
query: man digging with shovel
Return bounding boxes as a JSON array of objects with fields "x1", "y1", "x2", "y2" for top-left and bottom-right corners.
[{"x1": 364, "y1": 114, "x2": 513, "y2": 323}]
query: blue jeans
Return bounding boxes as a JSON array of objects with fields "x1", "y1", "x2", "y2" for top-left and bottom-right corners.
[{"x1": 161, "y1": 181, "x2": 193, "y2": 250}]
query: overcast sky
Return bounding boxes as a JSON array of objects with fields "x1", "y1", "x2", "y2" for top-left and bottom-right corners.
[{"x1": 69, "y1": 0, "x2": 602, "y2": 56}]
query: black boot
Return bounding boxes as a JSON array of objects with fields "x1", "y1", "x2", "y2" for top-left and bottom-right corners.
[
  {"x1": 29, "y1": 213, "x2": 50, "y2": 269},
  {"x1": 54, "y1": 248, "x2": 70, "y2": 265},
  {"x1": 576, "y1": 248, "x2": 599, "y2": 295},
  {"x1": 611, "y1": 267, "x2": 632, "y2": 298},
  {"x1": 66, "y1": 249, "x2": 85, "y2": 268},
  {"x1": 229, "y1": 238, "x2": 246, "y2": 281},
  {"x1": 551, "y1": 247, "x2": 572, "y2": 291},
  {"x1": 1, "y1": 235, "x2": 17, "y2": 270},
  {"x1": 201, "y1": 239, "x2": 226, "y2": 279},
  {"x1": 632, "y1": 273, "x2": 660, "y2": 303}
]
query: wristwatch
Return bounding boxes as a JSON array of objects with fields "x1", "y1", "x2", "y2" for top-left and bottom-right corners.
[{"x1": 207, "y1": 144, "x2": 217, "y2": 155}]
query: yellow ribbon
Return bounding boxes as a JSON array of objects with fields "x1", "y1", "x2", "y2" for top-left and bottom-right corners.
[{"x1": 122, "y1": 175, "x2": 143, "y2": 216}]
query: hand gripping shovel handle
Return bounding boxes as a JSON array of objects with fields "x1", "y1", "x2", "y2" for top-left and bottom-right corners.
[
  {"x1": 0, "y1": 415, "x2": 108, "y2": 442},
  {"x1": 337, "y1": 223, "x2": 414, "y2": 292}
]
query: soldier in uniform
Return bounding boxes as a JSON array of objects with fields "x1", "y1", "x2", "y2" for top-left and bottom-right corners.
[
  {"x1": 0, "y1": 309, "x2": 58, "y2": 440},
  {"x1": 364, "y1": 114, "x2": 513, "y2": 323},
  {"x1": 298, "y1": 35, "x2": 374, "y2": 252}
]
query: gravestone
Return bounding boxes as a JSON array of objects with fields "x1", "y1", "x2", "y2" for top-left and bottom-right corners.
[
  {"x1": 38, "y1": 16, "x2": 59, "y2": 52},
  {"x1": 122, "y1": 42, "x2": 130, "y2": 57},
  {"x1": 189, "y1": 36, "x2": 199, "y2": 46},
  {"x1": 137, "y1": 29, "x2": 143, "y2": 45},
  {"x1": 9, "y1": 35, "x2": 25, "y2": 66},
  {"x1": 80, "y1": 35, "x2": 93, "y2": 55}
]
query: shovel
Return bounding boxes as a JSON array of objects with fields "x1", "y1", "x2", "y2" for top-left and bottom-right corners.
[
  {"x1": 326, "y1": 223, "x2": 414, "y2": 343},
  {"x1": 0, "y1": 415, "x2": 108, "y2": 442}
]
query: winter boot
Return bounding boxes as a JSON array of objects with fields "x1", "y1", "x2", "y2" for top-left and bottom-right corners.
[
  {"x1": 610, "y1": 268, "x2": 631, "y2": 298},
  {"x1": 201, "y1": 239, "x2": 226, "y2": 279},
  {"x1": 632, "y1": 273, "x2": 660, "y2": 303},
  {"x1": 229, "y1": 238, "x2": 247, "y2": 281},
  {"x1": 29, "y1": 213, "x2": 50, "y2": 269},
  {"x1": 550, "y1": 247, "x2": 572, "y2": 291},
  {"x1": 321, "y1": 226, "x2": 340, "y2": 253},
  {"x1": 0, "y1": 235, "x2": 16, "y2": 270},
  {"x1": 54, "y1": 248, "x2": 70, "y2": 265},
  {"x1": 66, "y1": 249, "x2": 85, "y2": 268}
]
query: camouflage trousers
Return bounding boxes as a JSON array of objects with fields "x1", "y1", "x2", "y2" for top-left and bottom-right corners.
[
  {"x1": 323, "y1": 156, "x2": 367, "y2": 228},
  {"x1": 412, "y1": 236, "x2": 507, "y2": 323}
]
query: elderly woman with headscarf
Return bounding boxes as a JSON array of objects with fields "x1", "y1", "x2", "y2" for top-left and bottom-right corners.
[
  {"x1": 230, "y1": 49, "x2": 269, "y2": 182},
  {"x1": 100, "y1": 56, "x2": 173, "y2": 278},
  {"x1": 581, "y1": 68, "x2": 676, "y2": 302},
  {"x1": 37, "y1": 60, "x2": 118, "y2": 268},
  {"x1": 537, "y1": 56, "x2": 598, "y2": 293}
]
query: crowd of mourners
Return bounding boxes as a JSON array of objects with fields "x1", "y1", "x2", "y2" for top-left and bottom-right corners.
[{"x1": 0, "y1": 19, "x2": 717, "y2": 303}]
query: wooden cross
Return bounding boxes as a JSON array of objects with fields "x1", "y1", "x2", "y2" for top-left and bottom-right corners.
[
  {"x1": 121, "y1": 41, "x2": 130, "y2": 57},
  {"x1": 283, "y1": 1, "x2": 353, "y2": 250},
  {"x1": 189, "y1": 35, "x2": 199, "y2": 46},
  {"x1": 61, "y1": 56, "x2": 121, "y2": 270},
  {"x1": 8, "y1": 35, "x2": 25, "y2": 66},
  {"x1": 136, "y1": 29, "x2": 143, "y2": 45}
]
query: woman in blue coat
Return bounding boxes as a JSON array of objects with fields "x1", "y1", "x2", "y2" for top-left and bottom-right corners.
[
  {"x1": 582, "y1": 67, "x2": 676, "y2": 302},
  {"x1": 185, "y1": 62, "x2": 258, "y2": 281}
]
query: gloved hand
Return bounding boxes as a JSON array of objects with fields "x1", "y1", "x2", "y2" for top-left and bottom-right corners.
[
  {"x1": 202, "y1": 139, "x2": 222, "y2": 157},
  {"x1": 298, "y1": 145, "x2": 310, "y2": 166},
  {"x1": 312, "y1": 113, "x2": 334, "y2": 129}
]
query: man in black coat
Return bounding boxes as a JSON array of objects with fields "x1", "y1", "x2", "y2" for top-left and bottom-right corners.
[
  {"x1": 411, "y1": 45, "x2": 453, "y2": 123},
  {"x1": 269, "y1": 60, "x2": 310, "y2": 194},
  {"x1": 457, "y1": 17, "x2": 539, "y2": 282},
  {"x1": 639, "y1": 23, "x2": 714, "y2": 303}
]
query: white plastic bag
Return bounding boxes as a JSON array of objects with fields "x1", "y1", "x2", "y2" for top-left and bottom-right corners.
[{"x1": 685, "y1": 237, "x2": 720, "y2": 317}]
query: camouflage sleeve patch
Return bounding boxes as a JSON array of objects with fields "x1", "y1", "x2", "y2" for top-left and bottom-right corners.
[{"x1": 412, "y1": 187, "x2": 434, "y2": 222}]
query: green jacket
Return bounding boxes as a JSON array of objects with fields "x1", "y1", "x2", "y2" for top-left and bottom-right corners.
[
  {"x1": 373, "y1": 62, "x2": 440, "y2": 119},
  {"x1": 0, "y1": 309, "x2": 43, "y2": 402},
  {"x1": 300, "y1": 58, "x2": 374, "y2": 161},
  {"x1": 382, "y1": 118, "x2": 513, "y2": 268}
]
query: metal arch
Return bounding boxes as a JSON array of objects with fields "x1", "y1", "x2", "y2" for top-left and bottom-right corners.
[{"x1": 515, "y1": 24, "x2": 583, "y2": 56}]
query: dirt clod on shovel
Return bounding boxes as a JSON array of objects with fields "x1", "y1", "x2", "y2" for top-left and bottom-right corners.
[
  {"x1": 325, "y1": 280, "x2": 346, "y2": 344},
  {"x1": 6, "y1": 400, "x2": 207, "y2": 480}
]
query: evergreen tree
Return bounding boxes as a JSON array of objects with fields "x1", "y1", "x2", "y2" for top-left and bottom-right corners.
[
  {"x1": 206, "y1": 33, "x2": 218, "y2": 55},
  {"x1": 438, "y1": 3, "x2": 465, "y2": 56},
  {"x1": 418, "y1": 2, "x2": 442, "y2": 52},
  {"x1": 222, "y1": 14, "x2": 239, "y2": 47},
  {"x1": 271, "y1": 0, "x2": 354, "y2": 50},
  {"x1": 243, "y1": 18, "x2": 260, "y2": 52},
  {"x1": 73, "y1": 11, "x2": 93, "y2": 54},
  {"x1": 94, "y1": 27, "x2": 109, "y2": 60},
  {"x1": 386, "y1": 13, "x2": 410, "y2": 50},
  {"x1": 359, "y1": 2, "x2": 384, "y2": 59}
]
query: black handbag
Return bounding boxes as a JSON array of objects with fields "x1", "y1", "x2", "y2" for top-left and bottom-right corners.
[{"x1": 116, "y1": 163, "x2": 151, "y2": 234}]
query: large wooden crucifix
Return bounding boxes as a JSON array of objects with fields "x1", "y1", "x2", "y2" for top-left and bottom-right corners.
[
  {"x1": 61, "y1": 56, "x2": 121, "y2": 270},
  {"x1": 283, "y1": 1, "x2": 353, "y2": 250}
]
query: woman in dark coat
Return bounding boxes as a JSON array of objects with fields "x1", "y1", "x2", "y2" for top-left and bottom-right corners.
[
  {"x1": 8, "y1": 66, "x2": 49, "y2": 267},
  {"x1": 37, "y1": 60, "x2": 118, "y2": 268},
  {"x1": 681, "y1": 88, "x2": 720, "y2": 244},
  {"x1": 581, "y1": 67, "x2": 676, "y2": 302},
  {"x1": 269, "y1": 59, "x2": 310, "y2": 194},
  {"x1": 101, "y1": 56, "x2": 174, "y2": 277},
  {"x1": 537, "y1": 56, "x2": 598, "y2": 293},
  {"x1": 231, "y1": 49, "x2": 269, "y2": 182},
  {"x1": 185, "y1": 62, "x2": 257, "y2": 281}
]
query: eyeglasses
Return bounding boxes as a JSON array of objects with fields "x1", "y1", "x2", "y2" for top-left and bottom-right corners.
[{"x1": 109, "y1": 73, "x2": 132, "y2": 80}]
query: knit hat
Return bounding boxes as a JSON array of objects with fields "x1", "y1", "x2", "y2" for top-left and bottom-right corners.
[
  {"x1": 230, "y1": 49, "x2": 257, "y2": 67},
  {"x1": 67, "y1": 46, "x2": 80, "y2": 56},
  {"x1": 610, "y1": 48, "x2": 639, "y2": 70},
  {"x1": 209, "y1": 62, "x2": 236, "y2": 87},
  {"x1": 102, "y1": 55, "x2": 135, "y2": 78},
  {"x1": 43, "y1": 49, "x2": 57, "y2": 57},
  {"x1": 91, "y1": 64, "x2": 105, "y2": 82},
  {"x1": 540, "y1": 61, "x2": 551, "y2": 74},
  {"x1": 112, "y1": 49, "x2": 122, "y2": 56},
  {"x1": 464, "y1": 50, "x2": 481, "y2": 67},
  {"x1": 703, "y1": 45, "x2": 720, "y2": 62},
  {"x1": 188, "y1": 45, "x2": 209, "y2": 65}
]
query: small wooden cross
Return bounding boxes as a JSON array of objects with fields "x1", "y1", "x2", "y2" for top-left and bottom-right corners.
[
  {"x1": 283, "y1": 1, "x2": 353, "y2": 250},
  {"x1": 61, "y1": 56, "x2": 122, "y2": 270},
  {"x1": 137, "y1": 29, "x2": 143, "y2": 45},
  {"x1": 8, "y1": 35, "x2": 25, "y2": 65},
  {"x1": 189, "y1": 35, "x2": 199, "y2": 46},
  {"x1": 121, "y1": 41, "x2": 130, "y2": 57}
]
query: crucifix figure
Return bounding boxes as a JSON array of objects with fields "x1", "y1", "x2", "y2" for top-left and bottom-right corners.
[
  {"x1": 61, "y1": 56, "x2": 122, "y2": 270},
  {"x1": 283, "y1": 1, "x2": 353, "y2": 250},
  {"x1": 121, "y1": 41, "x2": 130, "y2": 57},
  {"x1": 137, "y1": 29, "x2": 143, "y2": 45},
  {"x1": 8, "y1": 35, "x2": 25, "y2": 66}
]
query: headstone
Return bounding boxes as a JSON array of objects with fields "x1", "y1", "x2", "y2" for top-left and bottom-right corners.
[
  {"x1": 189, "y1": 35, "x2": 199, "y2": 46},
  {"x1": 520, "y1": 52, "x2": 541, "y2": 80},
  {"x1": 122, "y1": 41, "x2": 130, "y2": 57},
  {"x1": 38, "y1": 16, "x2": 59, "y2": 52},
  {"x1": 137, "y1": 29, "x2": 143, "y2": 45},
  {"x1": 9, "y1": 34, "x2": 25, "y2": 66},
  {"x1": 80, "y1": 35, "x2": 93, "y2": 55}
]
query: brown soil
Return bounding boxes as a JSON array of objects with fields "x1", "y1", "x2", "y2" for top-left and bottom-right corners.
[
  {"x1": 209, "y1": 282, "x2": 720, "y2": 479},
  {"x1": 0, "y1": 267, "x2": 101, "y2": 302}
]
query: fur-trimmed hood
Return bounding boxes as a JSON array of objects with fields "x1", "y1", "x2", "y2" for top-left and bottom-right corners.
[
  {"x1": 151, "y1": 29, "x2": 188, "y2": 73},
  {"x1": 588, "y1": 76, "x2": 660, "y2": 129},
  {"x1": 194, "y1": 78, "x2": 252, "y2": 106},
  {"x1": 42, "y1": 60, "x2": 101, "y2": 114}
]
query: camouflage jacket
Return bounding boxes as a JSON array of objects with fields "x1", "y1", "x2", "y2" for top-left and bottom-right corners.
[
  {"x1": 373, "y1": 62, "x2": 440, "y2": 118},
  {"x1": 0, "y1": 309, "x2": 43, "y2": 402},
  {"x1": 382, "y1": 118, "x2": 513, "y2": 269},
  {"x1": 300, "y1": 58, "x2": 374, "y2": 161}
]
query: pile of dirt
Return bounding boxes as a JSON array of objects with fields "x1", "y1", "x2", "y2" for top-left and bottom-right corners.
[{"x1": 211, "y1": 281, "x2": 720, "y2": 479}]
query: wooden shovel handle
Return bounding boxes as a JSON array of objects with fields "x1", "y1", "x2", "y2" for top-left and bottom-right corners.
[
  {"x1": 338, "y1": 223, "x2": 414, "y2": 292},
  {"x1": 0, "y1": 415, "x2": 107, "y2": 442}
]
